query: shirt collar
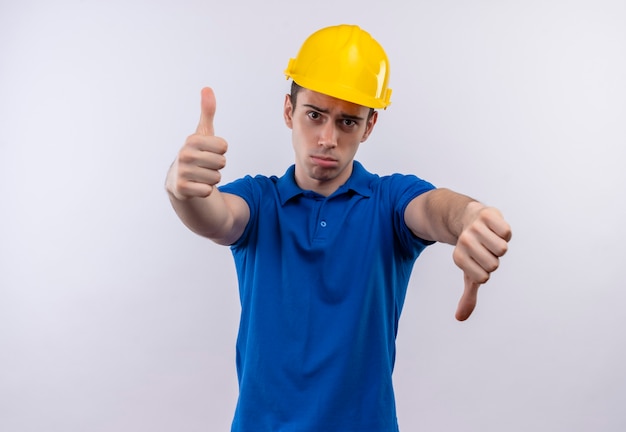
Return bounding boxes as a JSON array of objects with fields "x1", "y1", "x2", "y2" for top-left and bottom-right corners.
[{"x1": 276, "y1": 161, "x2": 373, "y2": 205}]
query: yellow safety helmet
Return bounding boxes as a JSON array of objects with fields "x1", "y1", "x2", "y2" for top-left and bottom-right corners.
[{"x1": 284, "y1": 24, "x2": 392, "y2": 109}]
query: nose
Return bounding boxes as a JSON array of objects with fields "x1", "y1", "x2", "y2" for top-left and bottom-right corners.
[{"x1": 318, "y1": 121, "x2": 337, "y2": 149}]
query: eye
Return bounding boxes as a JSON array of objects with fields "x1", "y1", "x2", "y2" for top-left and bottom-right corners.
[
  {"x1": 339, "y1": 118, "x2": 360, "y2": 131},
  {"x1": 307, "y1": 111, "x2": 322, "y2": 121}
]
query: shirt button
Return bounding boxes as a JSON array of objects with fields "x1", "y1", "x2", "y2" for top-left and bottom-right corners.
[{"x1": 320, "y1": 220, "x2": 327, "y2": 227}]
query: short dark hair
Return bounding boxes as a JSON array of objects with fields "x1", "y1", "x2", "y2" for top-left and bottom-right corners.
[
  {"x1": 289, "y1": 81, "x2": 375, "y2": 120},
  {"x1": 289, "y1": 80, "x2": 303, "y2": 108}
]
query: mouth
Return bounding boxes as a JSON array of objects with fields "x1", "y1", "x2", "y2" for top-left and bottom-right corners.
[{"x1": 310, "y1": 155, "x2": 338, "y2": 168}]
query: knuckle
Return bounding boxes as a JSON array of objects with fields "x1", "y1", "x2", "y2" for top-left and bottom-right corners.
[
  {"x1": 202, "y1": 184, "x2": 214, "y2": 197},
  {"x1": 213, "y1": 170, "x2": 222, "y2": 184},
  {"x1": 499, "y1": 241, "x2": 509, "y2": 256},
  {"x1": 176, "y1": 163, "x2": 193, "y2": 179},
  {"x1": 212, "y1": 154, "x2": 226, "y2": 170},
  {"x1": 185, "y1": 134, "x2": 202, "y2": 148},
  {"x1": 491, "y1": 239, "x2": 508, "y2": 258},
  {"x1": 209, "y1": 136, "x2": 228, "y2": 154},
  {"x1": 457, "y1": 231, "x2": 472, "y2": 248},
  {"x1": 178, "y1": 149, "x2": 195, "y2": 165},
  {"x1": 487, "y1": 259, "x2": 500, "y2": 273},
  {"x1": 452, "y1": 247, "x2": 464, "y2": 266},
  {"x1": 218, "y1": 138, "x2": 228, "y2": 154}
]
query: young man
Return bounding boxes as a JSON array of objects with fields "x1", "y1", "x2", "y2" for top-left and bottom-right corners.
[{"x1": 166, "y1": 25, "x2": 511, "y2": 432}]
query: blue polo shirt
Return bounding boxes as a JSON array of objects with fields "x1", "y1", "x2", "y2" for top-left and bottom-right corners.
[{"x1": 219, "y1": 161, "x2": 435, "y2": 432}]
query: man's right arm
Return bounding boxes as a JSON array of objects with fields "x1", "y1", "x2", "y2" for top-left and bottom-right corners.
[{"x1": 165, "y1": 87, "x2": 250, "y2": 246}]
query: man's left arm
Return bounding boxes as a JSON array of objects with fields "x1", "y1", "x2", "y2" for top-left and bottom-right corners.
[{"x1": 405, "y1": 188, "x2": 512, "y2": 321}]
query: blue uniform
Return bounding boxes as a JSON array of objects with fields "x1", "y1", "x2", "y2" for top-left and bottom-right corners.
[{"x1": 219, "y1": 161, "x2": 435, "y2": 431}]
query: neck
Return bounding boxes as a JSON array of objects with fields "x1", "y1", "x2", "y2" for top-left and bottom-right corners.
[{"x1": 294, "y1": 163, "x2": 354, "y2": 197}]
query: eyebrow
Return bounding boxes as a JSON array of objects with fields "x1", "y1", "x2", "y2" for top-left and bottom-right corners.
[{"x1": 302, "y1": 104, "x2": 366, "y2": 121}]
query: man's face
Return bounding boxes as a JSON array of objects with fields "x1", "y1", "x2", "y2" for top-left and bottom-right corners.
[{"x1": 283, "y1": 88, "x2": 377, "y2": 196}]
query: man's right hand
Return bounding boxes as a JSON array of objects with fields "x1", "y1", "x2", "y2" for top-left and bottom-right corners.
[{"x1": 166, "y1": 87, "x2": 228, "y2": 201}]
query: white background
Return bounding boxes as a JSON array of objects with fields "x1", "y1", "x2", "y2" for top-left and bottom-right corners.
[{"x1": 1, "y1": 0, "x2": 625, "y2": 431}]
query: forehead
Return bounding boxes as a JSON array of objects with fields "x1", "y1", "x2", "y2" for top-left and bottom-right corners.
[{"x1": 297, "y1": 88, "x2": 371, "y2": 117}]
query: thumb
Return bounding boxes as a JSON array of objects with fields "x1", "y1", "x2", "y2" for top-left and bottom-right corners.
[
  {"x1": 195, "y1": 87, "x2": 216, "y2": 136},
  {"x1": 455, "y1": 274, "x2": 481, "y2": 321}
]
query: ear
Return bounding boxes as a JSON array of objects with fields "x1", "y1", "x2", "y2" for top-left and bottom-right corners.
[
  {"x1": 360, "y1": 110, "x2": 378, "y2": 142},
  {"x1": 283, "y1": 94, "x2": 294, "y2": 129}
]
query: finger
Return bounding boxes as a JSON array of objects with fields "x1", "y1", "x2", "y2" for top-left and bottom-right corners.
[
  {"x1": 180, "y1": 143, "x2": 227, "y2": 169},
  {"x1": 186, "y1": 134, "x2": 228, "y2": 156},
  {"x1": 455, "y1": 274, "x2": 481, "y2": 321},
  {"x1": 196, "y1": 87, "x2": 216, "y2": 136},
  {"x1": 465, "y1": 218, "x2": 509, "y2": 261},
  {"x1": 174, "y1": 180, "x2": 214, "y2": 200},
  {"x1": 167, "y1": 160, "x2": 215, "y2": 201},
  {"x1": 452, "y1": 243, "x2": 490, "y2": 284},
  {"x1": 176, "y1": 150, "x2": 224, "y2": 185},
  {"x1": 483, "y1": 208, "x2": 513, "y2": 243},
  {"x1": 468, "y1": 237, "x2": 501, "y2": 275}
]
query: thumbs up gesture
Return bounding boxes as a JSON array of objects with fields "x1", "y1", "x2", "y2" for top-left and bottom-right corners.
[{"x1": 167, "y1": 87, "x2": 228, "y2": 201}]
